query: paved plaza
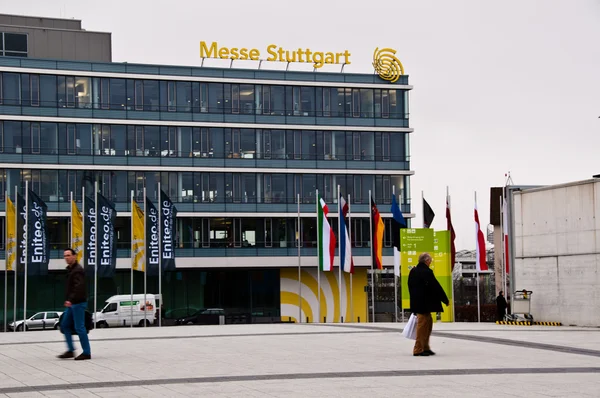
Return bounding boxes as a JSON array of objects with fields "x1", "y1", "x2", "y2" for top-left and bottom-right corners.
[{"x1": 0, "y1": 322, "x2": 599, "y2": 397}]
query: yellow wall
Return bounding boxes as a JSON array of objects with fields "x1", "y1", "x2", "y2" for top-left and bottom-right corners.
[{"x1": 280, "y1": 268, "x2": 367, "y2": 323}]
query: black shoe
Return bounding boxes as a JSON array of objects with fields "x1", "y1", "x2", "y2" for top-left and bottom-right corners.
[
  {"x1": 57, "y1": 351, "x2": 75, "y2": 359},
  {"x1": 74, "y1": 354, "x2": 91, "y2": 361},
  {"x1": 413, "y1": 351, "x2": 431, "y2": 357},
  {"x1": 424, "y1": 350, "x2": 436, "y2": 356}
]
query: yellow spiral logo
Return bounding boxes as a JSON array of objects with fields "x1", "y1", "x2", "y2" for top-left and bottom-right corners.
[{"x1": 373, "y1": 47, "x2": 404, "y2": 83}]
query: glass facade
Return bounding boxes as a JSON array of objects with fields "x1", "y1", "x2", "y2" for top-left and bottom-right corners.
[{"x1": 0, "y1": 59, "x2": 412, "y2": 321}]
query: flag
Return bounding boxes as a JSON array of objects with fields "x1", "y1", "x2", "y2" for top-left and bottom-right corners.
[
  {"x1": 16, "y1": 193, "x2": 26, "y2": 273},
  {"x1": 318, "y1": 195, "x2": 336, "y2": 272},
  {"x1": 97, "y1": 193, "x2": 117, "y2": 278},
  {"x1": 27, "y1": 190, "x2": 49, "y2": 275},
  {"x1": 160, "y1": 190, "x2": 177, "y2": 271},
  {"x1": 390, "y1": 195, "x2": 406, "y2": 277},
  {"x1": 475, "y1": 197, "x2": 488, "y2": 272},
  {"x1": 146, "y1": 197, "x2": 160, "y2": 276},
  {"x1": 423, "y1": 198, "x2": 435, "y2": 228},
  {"x1": 503, "y1": 198, "x2": 510, "y2": 275},
  {"x1": 5, "y1": 196, "x2": 16, "y2": 272},
  {"x1": 71, "y1": 199, "x2": 84, "y2": 265},
  {"x1": 83, "y1": 195, "x2": 95, "y2": 275},
  {"x1": 339, "y1": 195, "x2": 354, "y2": 274},
  {"x1": 446, "y1": 196, "x2": 456, "y2": 270},
  {"x1": 371, "y1": 198, "x2": 384, "y2": 270},
  {"x1": 132, "y1": 199, "x2": 145, "y2": 272}
]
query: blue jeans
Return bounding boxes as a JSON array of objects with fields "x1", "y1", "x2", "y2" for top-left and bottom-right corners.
[{"x1": 62, "y1": 302, "x2": 91, "y2": 355}]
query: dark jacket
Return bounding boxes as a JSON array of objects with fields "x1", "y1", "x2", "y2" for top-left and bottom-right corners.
[
  {"x1": 496, "y1": 295, "x2": 507, "y2": 312},
  {"x1": 66, "y1": 263, "x2": 87, "y2": 304},
  {"x1": 408, "y1": 262, "x2": 449, "y2": 314}
]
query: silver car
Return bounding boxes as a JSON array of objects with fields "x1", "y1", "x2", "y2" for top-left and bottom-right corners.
[{"x1": 8, "y1": 311, "x2": 63, "y2": 331}]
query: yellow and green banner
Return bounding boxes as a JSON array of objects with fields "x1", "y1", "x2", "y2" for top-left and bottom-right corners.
[
  {"x1": 400, "y1": 228, "x2": 434, "y2": 310},
  {"x1": 433, "y1": 230, "x2": 454, "y2": 322},
  {"x1": 6, "y1": 197, "x2": 16, "y2": 272},
  {"x1": 132, "y1": 200, "x2": 145, "y2": 271},
  {"x1": 71, "y1": 200, "x2": 84, "y2": 265}
]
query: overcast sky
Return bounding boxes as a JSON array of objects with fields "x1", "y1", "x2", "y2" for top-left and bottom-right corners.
[{"x1": 4, "y1": 0, "x2": 600, "y2": 250}]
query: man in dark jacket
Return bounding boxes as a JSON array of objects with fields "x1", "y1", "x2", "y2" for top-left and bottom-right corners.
[
  {"x1": 408, "y1": 252, "x2": 449, "y2": 356},
  {"x1": 57, "y1": 249, "x2": 91, "y2": 360},
  {"x1": 496, "y1": 291, "x2": 507, "y2": 321}
]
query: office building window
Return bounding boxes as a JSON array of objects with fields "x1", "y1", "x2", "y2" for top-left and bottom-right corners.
[
  {"x1": 100, "y1": 78, "x2": 110, "y2": 109},
  {"x1": 1, "y1": 32, "x2": 28, "y2": 57},
  {"x1": 29, "y1": 74, "x2": 39, "y2": 107}
]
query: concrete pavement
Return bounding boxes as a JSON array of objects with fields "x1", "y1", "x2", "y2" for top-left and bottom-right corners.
[{"x1": 0, "y1": 322, "x2": 598, "y2": 397}]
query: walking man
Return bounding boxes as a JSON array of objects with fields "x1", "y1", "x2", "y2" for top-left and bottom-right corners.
[
  {"x1": 408, "y1": 252, "x2": 449, "y2": 357},
  {"x1": 496, "y1": 291, "x2": 508, "y2": 321},
  {"x1": 58, "y1": 248, "x2": 91, "y2": 360}
]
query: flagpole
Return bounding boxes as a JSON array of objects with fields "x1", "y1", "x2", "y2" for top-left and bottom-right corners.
[
  {"x1": 369, "y1": 190, "x2": 375, "y2": 323},
  {"x1": 348, "y1": 193, "x2": 353, "y2": 323},
  {"x1": 447, "y1": 186, "x2": 455, "y2": 323},
  {"x1": 144, "y1": 186, "x2": 148, "y2": 328},
  {"x1": 4, "y1": 190, "x2": 7, "y2": 333},
  {"x1": 393, "y1": 186, "x2": 398, "y2": 323},
  {"x1": 157, "y1": 183, "x2": 161, "y2": 328},
  {"x1": 70, "y1": 191, "x2": 73, "y2": 248},
  {"x1": 316, "y1": 189, "x2": 320, "y2": 323},
  {"x1": 421, "y1": 190, "x2": 424, "y2": 228},
  {"x1": 400, "y1": 190, "x2": 405, "y2": 323},
  {"x1": 13, "y1": 186, "x2": 17, "y2": 332},
  {"x1": 23, "y1": 180, "x2": 28, "y2": 332},
  {"x1": 475, "y1": 191, "x2": 481, "y2": 323},
  {"x1": 94, "y1": 180, "x2": 98, "y2": 326},
  {"x1": 82, "y1": 186, "x2": 85, "y2": 267},
  {"x1": 337, "y1": 185, "x2": 342, "y2": 323},
  {"x1": 500, "y1": 193, "x2": 506, "y2": 299},
  {"x1": 130, "y1": 190, "x2": 134, "y2": 328},
  {"x1": 297, "y1": 193, "x2": 301, "y2": 323}
]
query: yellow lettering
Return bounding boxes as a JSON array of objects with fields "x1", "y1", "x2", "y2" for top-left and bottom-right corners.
[
  {"x1": 200, "y1": 41, "x2": 218, "y2": 58},
  {"x1": 277, "y1": 47, "x2": 285, "y2": 62},
  {"x1": 325, "y1": 53, "x2": 335, "y2": 64},
  {"x1": 239, "y1": 48, "x2": 249, "y2": 60},
  {"x1": 230, "y1": 48, "x2": 239, "y2": 60},
  {"x1": 266, "y1": 44, "x2": 278, "y2": 61},
  {"x1": 313, "y1": 52, "x2": 324, "y2": 68},
  {"x1": 297, "y1": 48, "x2": 305, "y2": 63},
  {"x1": 335, "y1": 53, "x2": 342, "y2": 64},
  {"x1": 249, "y1": 49, "x2": 260, "y2": 61},
  {"x1": 343, "y1": 50, "x2": 351, "y2": 65},
  {"x1": 305, "y1": 49, "x2": 313, "y2": 63},
  {"x1": 218, "y1": 47, "x2": 230, "y2": 58}
]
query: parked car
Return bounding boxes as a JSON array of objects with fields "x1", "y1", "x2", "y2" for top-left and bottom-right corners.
[
  {"x1": 8, "y1": 311, "x2": 63, "y2": 331},
  {"x1": 176, "y1": 308, "x2": 225, "y2": 325}
]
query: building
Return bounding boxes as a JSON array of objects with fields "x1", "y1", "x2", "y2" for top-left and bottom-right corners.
[
  {"x1": 506, "y1": 178, "x2": 600, "y2": 327},
  {"x1": 0, "y1": 13, "x2": 111, "y2": 62},
  {"x1": 0, "y1": 14, "x2": 413, "y2": 324}
]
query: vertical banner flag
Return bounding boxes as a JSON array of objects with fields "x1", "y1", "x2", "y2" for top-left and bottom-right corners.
[
  {"x1": 474, "y1": 198, "x2": 488, "y2": 271},
  {"x1": 145, "y1": 197, "x2": 160, "y2": 276},
  {"x1": 27, "y1": 191, "x2": 50, "y2": 275},
  {"x1": 160, "y1": 190, "x2": 177, "y2": 271},
  {"x1": 318, "y1": 195, "x2": 336, "y2": 272},
  {"x1": 6, "y1": 196, "x2": 17, "y2": 272},
  {"x1": 433, "y1": 230, "x2": 453, "y2": 322},
  {"x1": 71, "y1": 199, "x2": 84, "y2": 264},
  {"x1": 371, "y1": 198, "x2": 384, "y2": 270},
  {"x1": 132, "y1": 200, "x2": 145, "y2": 272},
  {"x1": 16, "y1": 193, "x2": 26, "y2": 273},
  {"x1": 446, "y1": 196, "x2": 456, "y2": 270},
  {"x1": 339, "y1": 194, "x2": 354, "y2": 273},
  {"x1": 97, "y1": 193, "x2": 117, "y2": 278},
  {"x1": 391, "y1": 195, "x2": 406, "y2": 277},
  {"x1": 400, "y1": 228, "x2": 434, "y2": 310},
  {"x1": 84, "y1": 196, "x2": 96, "y2": 275},
  {"x1": 503, "y1": 198, "x2": 510, "y2": 275},
  {"x1": 423, "y1": 198, "x2": 435, "y2": 228}
]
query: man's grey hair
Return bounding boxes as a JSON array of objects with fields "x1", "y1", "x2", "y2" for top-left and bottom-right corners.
[{"x1": 419, "y1": 252, "x2": 432, "y2": 263}]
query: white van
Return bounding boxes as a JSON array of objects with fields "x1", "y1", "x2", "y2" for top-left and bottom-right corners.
[{"x1": 95, "y1": 294, "x2": 159, "y2": 328}]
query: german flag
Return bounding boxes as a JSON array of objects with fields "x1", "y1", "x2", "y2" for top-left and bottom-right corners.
[{"x1": 371, "y1": 198, "x2": 384, "y2": 270}]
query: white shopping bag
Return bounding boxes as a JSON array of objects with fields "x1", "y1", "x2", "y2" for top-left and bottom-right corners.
[{"x1": 402, "y1": 313, "x2": 417, "y2": 340}]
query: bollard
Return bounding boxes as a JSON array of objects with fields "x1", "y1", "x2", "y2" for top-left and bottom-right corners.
[
  {"x1": 341, "y1": 316, "x2": 344, "y2": 323},
  {"x1": 306, "y1": 317, "x2": 310, "y2": 323},
  {"x1": 123, "y1": 320, "x2": 126, "y2": 327},
  {"x1": 323, "y1": 316, "x2": 326, "y2": 323},
  {"x1": 358, "y1": 316, "x2": 361, "y2": 323}
]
